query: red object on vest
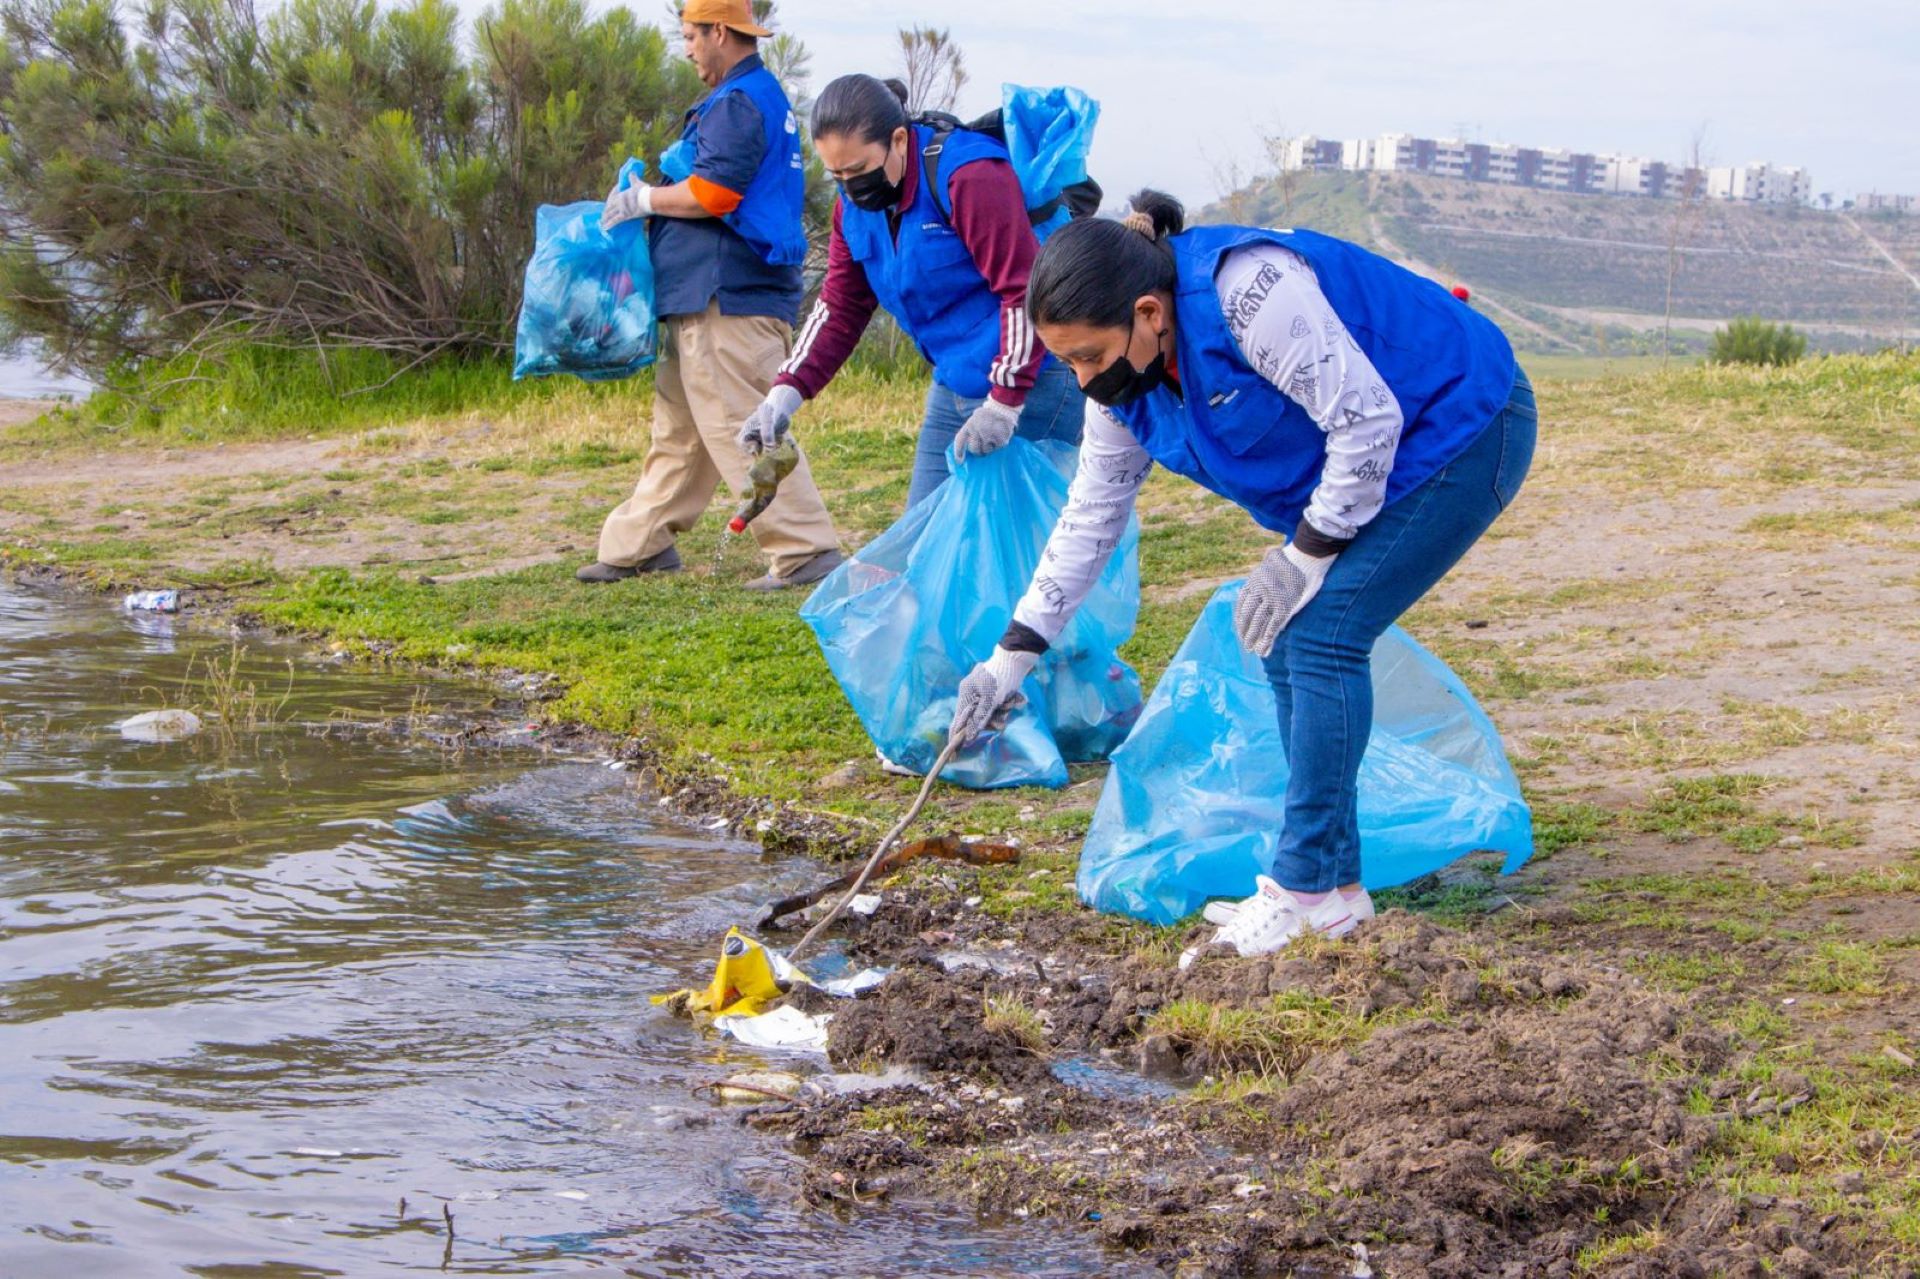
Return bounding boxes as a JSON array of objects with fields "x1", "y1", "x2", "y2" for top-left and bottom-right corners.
[{"x1": 1451, "y1": 285, "x2": 1471, "y2": 302}]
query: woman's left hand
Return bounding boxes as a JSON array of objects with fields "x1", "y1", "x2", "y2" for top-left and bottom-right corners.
[
  {"x1": 1233, "y1": 543, "x2": 1336, "y2": 657},
  {"x1": 951, "y1": 399, "x2": 1021, "y2": 458}
]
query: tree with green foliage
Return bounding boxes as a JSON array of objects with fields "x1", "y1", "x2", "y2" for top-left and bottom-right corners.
[
  {"x1": 0, "y1": 0, "x2": 710, "y2": 385},
  {"x1": 1709, "y1": 317, "x2": 1808, "y2": 366}
]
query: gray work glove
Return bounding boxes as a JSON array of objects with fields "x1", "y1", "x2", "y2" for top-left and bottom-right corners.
[
  {"x1": 950, "y1": 397, "x2": 1021, "y2": 458},
  {"x1": 948, "y1": 646, "x2": 1038, "y2": 746},
  {"x1": 736, "y1": 384, "x2": 804, "y2": 456},
  {"x1": 601, "y1": 178, "x2": 655, "y2": 231},
  {"x1": 1232, "y1": 543, "x2": 1336, "y2": 658}
]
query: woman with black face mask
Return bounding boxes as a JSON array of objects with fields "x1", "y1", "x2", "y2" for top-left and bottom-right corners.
[
  {"x1": 735, "y1": 74, "x2": 1084, "y2": 510},
  {"x1": 948, "y1": 189, "x2": 1538, "y2": 960}
]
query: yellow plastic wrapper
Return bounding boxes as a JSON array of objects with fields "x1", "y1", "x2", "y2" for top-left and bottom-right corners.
[{"x1": 652, "y1": 927, "x2": 789, "y2": 1018}]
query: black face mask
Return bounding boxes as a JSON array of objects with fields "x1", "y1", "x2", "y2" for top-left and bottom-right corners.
[
  {"x1": 1082, "y1": 318, "x2": 1168, "y2": 407},
  {"x1": 842, "y1": 156, "x2": 904, "y2": 212}
]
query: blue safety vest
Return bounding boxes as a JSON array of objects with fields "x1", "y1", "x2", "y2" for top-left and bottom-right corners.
[
  {"x1": 670, "y1": 63, "x2": 808, "y2": 268},
  {"x1": 1107, "y1": 225, "x2": 1517, "y2": 536},
  {"x1": 839, "y1": 125, "x2": 1035, "y2": 400}
]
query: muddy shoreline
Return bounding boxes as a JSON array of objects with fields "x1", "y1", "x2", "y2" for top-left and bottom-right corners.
[{"x1": 6, "y1": 564, "x2": 1896, "y2": 1277}]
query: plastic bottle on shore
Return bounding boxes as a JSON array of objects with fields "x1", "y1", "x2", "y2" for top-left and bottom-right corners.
[
  {"x1": 728, "y1": 436, "x2": 799, "y2": 534},
  {"x1": 124, "y1": 590, "x2": 180, "y2": 613}
]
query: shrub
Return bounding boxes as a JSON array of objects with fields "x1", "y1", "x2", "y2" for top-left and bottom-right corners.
[
  {"x1": 0, "y1": 0, "x2": 759, "y2": 379},
  {"x1": 1709, "y1": 317, "x2": 1808, "y2": 366}
]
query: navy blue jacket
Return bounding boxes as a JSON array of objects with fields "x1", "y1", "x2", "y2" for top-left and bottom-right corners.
[{"x1": 650, "y1": 55, "x2": 805, "y2": 322}]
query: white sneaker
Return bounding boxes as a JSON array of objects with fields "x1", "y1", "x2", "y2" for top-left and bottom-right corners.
[{"x1": 1181, "y1": 877, "x2": 1374, "y2": 969}]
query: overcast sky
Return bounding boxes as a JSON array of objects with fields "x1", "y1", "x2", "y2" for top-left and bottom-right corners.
[{"x1": 758, "y1": 0, "x2": 1917, "y2": 208}]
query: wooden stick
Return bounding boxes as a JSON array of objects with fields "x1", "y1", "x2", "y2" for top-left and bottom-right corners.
[{"x1": 787, "y1": 739, "x2": 960, "y2": 963}]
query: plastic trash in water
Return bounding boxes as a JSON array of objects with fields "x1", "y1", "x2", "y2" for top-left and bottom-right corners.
[
  {"x1": 651, "y1": 927, "x2": 788, "y2": 1017},
  {"x1": 1077, "y1": 581, "x2": 1534, "y2": 925},
  {"x1": 118, "y1": 708, "x2": 203, "y2": 742},
  {"x1": 123, "y1": 590, "x2": 179, "y2": 613},
  {"x1": 512, "y1": 158, "x2": 657, "y2": 382},
  {"x1": 799, "y1": 438, "x2": 1144, "y2": 790},
  {"x1": 653, "y1": 927, "x2": 888, "y2": 1029},
  {"x1": 713, "y1": 1005, "x2": 832, "y2": 1053}
]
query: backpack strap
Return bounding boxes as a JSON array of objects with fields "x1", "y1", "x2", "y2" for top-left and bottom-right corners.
[
  {"x1": 917, "y1": 115, "x2": 1082, "y2": 230},
  {"x1": 919, "y1": 125, "x2": 958, "y2": 228}
]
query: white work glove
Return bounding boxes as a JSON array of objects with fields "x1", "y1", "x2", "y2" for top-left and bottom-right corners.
[
  {"x1": 736, "y1": 384, "x2": 804, "y2": 456},
  {"x1": 601, "y1": 179, "x2": 655, "y2": 230},
  {"x1": 948, "y1": 646, "x2": 1038, "y2": 746},
  {"x1": 951, "y1": 397, "x2": 1020, "y2": 458},
  {"x1": 1232, "y1": 543, "x2": 1336, "y2": 658}
]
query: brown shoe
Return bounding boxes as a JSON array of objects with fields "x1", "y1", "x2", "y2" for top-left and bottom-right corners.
[
  {"x1": 742, "y1": 548, "x2": 845, "y2": 592},
  {"x1": 575, "y1": 547, "x2": 682, "y2": 583}
]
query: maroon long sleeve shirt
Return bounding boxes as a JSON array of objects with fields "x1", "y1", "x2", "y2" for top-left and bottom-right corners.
[{"x1": 775, "y1": 153, "x2": 1046, "y2": 407}]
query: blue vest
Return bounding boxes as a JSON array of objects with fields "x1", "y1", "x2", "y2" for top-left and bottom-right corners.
[
  {"x1": 1108, "y1": 225, "x2": 1517, "y2": 536},
  {"x1": 676, "y1": 65, "x2": 807, "y2": 268},
  {"x1": 840, "y1": 125, "x2": 1036, "y2": 400}
]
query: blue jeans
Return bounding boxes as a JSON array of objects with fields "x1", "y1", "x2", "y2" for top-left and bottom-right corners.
[
  {"x1": 1261, "y1": 371, "x2": 1537, "y2": 893},
  {"x1": 907, "y1": 362, "x2": 1085, "y2": 509}
]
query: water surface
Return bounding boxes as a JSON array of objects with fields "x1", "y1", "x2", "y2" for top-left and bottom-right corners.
[{"x1": 0, "y1": 583, "x2": 1133, "y2": 1277}]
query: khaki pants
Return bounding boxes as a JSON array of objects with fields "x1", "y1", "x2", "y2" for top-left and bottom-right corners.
[{"x1": 596, "y1": 302, "x2": 840, "y2": 577}]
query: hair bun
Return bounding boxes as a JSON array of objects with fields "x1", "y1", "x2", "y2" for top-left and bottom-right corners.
[
  {"x1": 1126, "y1": 189, "x2": 1186, "y2": 238},
  {"x1": 880, "y1": 78, "x2": 909, "y2": 108}
]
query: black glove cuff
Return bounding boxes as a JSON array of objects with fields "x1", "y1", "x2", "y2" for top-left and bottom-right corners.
[
  {"x1": 1291, "y1": 521, "x2": 1352, "y2": 559},
  {"x1": 999, "y1": 620, "x2": 1051, "y2": 655}
]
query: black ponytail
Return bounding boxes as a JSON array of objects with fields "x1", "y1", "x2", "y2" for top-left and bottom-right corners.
[
  {"x1": 813, "y1": 74, "x2": 909, "y2": 147},
  {"x1": 1027, "y1": 189, "x2": 1185, "y2": 329}
]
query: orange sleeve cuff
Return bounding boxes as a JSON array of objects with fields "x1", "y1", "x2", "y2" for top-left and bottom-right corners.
[{"x1": 688, "y1": 174, "x2": 744, "y2": 216}]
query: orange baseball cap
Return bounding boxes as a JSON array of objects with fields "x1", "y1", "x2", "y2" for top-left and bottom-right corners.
[{"x1": 679, "y1": 0, "x2": 772, "y2": 37}]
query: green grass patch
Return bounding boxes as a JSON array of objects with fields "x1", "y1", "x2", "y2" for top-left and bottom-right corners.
[
  {"x1": 1146, "y1": 991, "x2": 1387, "y2": 1081},
  {"x1": 982, "y1": 993, "x2": 1050, "y2": 1054},
  {"x1": 1784, "y1": 941, "x2": 1890, "y2": 997},
  {"x1": 4, "y1": 346, "x2": 655, "y2": 450}
]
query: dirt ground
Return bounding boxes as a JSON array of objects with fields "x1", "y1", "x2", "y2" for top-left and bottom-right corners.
[{"x1": 5, "y1": 365, "x2": 1918, "y2": 1274}]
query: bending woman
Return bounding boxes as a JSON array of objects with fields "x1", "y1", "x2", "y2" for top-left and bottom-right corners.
[
  {"x1": 947, "y1": 191, "x2": 1536, "y2": 957},
  {"x1": 736, "y1": 75, "x2": 1083, "y2": 509}
]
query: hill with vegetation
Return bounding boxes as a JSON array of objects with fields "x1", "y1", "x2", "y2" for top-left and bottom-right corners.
[{"x1": 1201, "y1": 171, "x2": 1920, "y2": 357}]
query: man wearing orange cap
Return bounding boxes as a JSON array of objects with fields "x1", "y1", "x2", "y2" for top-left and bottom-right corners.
[{"x1": 578, "y1": 0, "x2": 844, "y2": 591}]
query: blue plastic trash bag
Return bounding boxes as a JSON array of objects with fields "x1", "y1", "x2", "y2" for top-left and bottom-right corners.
[
  {"x1": 800, "y1": 439, "x2": 1144, "y2": 790},
  {"x1": 512, "y1": 160, "x2": 657, "y2": 382},
  {"x1": 660, "y1": 138, "x2": 695, "y2": 184},
  {"x1": 999, "y1": 83, "x2": 1099, "y2": 210},
  {"x1": 1078, "y1": 581, "x2": 1533, "y2": 924}
]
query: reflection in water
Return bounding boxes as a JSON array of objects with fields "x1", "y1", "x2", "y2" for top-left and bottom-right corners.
[{"x1": 0, "y1": 583, "x2": 1134, "y2": 1277}]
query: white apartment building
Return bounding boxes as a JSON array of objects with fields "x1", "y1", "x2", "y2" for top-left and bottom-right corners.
[
  {"x1": 1706, "y1": 163, "x2": 1811, "y2": 204},
  {"x1": 1860, "y1": 193, "x2": 1916, "y2": 213},
  {"x1": 1276, "y1": 131, "x2": 1810, "y2": 204}
]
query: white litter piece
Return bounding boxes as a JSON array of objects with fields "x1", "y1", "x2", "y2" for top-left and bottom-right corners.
[
  {"x1": 760, "y1": 939, "x2": 887, "y2": 998},
  {"x1": 818, "y1": 968, "x2": 888, "y2": 997},
  {"x1": 552, "y1": 1189, "x2": 590, "y2": 1202},
  {"x1": 118, "y1": 709, "x2": 203, "y2": 742},
  {"x1": 713, "y1": 1006, "x2": 832, "y2": 1053},
  {"x1": 848, "y1": 893, "x2": 883, "y2": 916}
]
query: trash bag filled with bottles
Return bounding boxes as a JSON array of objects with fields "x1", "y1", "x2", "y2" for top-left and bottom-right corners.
[{"x1": 512, "y1": 161, "x2": 657, "y2": 382}]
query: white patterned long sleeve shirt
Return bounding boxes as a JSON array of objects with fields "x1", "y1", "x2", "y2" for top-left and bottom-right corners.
[{"x1": 1009, "y1": 243, "x2": 1405, "y2": 645}]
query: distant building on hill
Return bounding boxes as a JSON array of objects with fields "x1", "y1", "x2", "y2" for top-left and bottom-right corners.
[
  {"x1": 1859, "y1": 192, "x2": 1916, "y2": 213},
  {"x1": 1280, "y1": 132, "x2": 1809, "y2": 205},
  {"x1": 1705, "y1": 163, "x2": 1812, "y2": 205}
]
